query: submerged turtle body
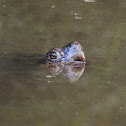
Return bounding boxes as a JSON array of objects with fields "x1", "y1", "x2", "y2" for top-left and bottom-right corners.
[{"x1": 44, "y1": 41, "x2": 85, "y2": 64}]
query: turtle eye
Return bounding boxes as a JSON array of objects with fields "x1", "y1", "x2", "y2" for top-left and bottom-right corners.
[{"x1": 50, "y1": 53, "x2": 57, "y2": 59}]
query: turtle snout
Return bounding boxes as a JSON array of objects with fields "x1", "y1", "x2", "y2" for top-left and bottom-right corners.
[{"x1": 74, "y1": 51, "x2": 85, "y2": 61}]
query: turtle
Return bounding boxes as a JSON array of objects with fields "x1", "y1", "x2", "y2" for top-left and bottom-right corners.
[{"x1": 43, "y1": 41, "x2": 85, "y2": 65}]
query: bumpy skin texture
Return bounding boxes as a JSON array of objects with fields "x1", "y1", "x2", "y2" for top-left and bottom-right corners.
[{"x1": 44, "y1": 41, "x2": 85, "y2": 63}]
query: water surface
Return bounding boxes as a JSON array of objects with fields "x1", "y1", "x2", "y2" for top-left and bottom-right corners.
[{"x1": 0, "y1": 0, "x2": 126, "y2": 126}]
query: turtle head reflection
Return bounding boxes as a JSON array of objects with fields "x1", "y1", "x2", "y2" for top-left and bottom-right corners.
[{"x1": 47, "y1": 62, "x2": 85, "y2": 83}]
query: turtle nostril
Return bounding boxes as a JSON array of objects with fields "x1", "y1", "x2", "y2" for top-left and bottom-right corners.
[{"x1": 73, "y1": 41, "x2": 80, "y2": 45}]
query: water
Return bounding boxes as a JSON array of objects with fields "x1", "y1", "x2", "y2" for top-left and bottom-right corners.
[{"x1": 0, "y1": 0, "x2": 126, "y2": 126}]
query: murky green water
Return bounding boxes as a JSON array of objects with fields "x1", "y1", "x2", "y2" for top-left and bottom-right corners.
[{"x1": 0, "y1": 0, "x2": 126, "y2": 126}]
